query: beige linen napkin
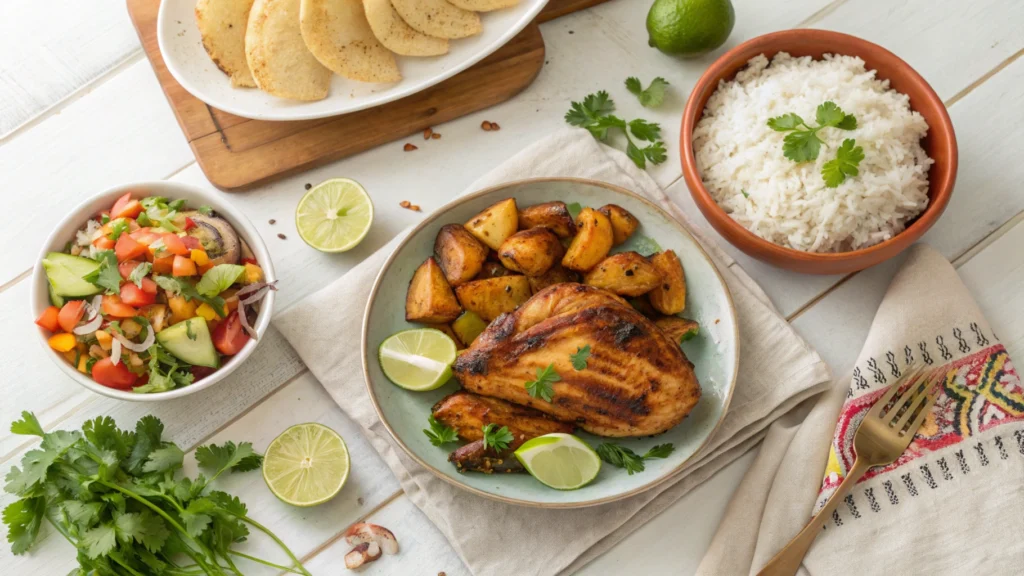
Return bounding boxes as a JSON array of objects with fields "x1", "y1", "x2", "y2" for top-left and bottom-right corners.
[
  {"x1": 275, "y1": 128, "x2": 831, "y2": 576},
  {"x1": 698, "y1": 244, "x2": 1024, "y2": 575}
]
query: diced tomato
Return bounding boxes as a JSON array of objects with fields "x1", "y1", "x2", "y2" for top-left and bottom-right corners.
[
  {"x1": 183, "y1": 217, "x2": 196, "y2": 231},
  {"x1": 58, "y1": 300, "x2": 87, "y2": 332},
  {"x1": 130, "y1": 228, "x2": 161, "y2": 246},
  {"x1": 93, "y1": 236, "x2": 115, "y2": 250},
  {"x1": 172, "y1": 255, "x2": 197, "y2": 277},
  {"x1": 110, "y1": 192, "x2": 144, "y2": 220},
  {"x1": 190, "y1": 365, "x2": 217, "y2": 381},
  {"x1": 152, "y1": 255, "x2": 175, "y2": 275},
  {"x1": 91, "y1": 358, "x2": 138, "y2": 390},
  {"x1": 162, "y1": 233, "x2": 189, "y2": 256},
  {"x1": 120, "y1": 282, "x2": 156, "y2": 307},
  {"x1": 139, "y1": 277, "x2": 158, "y2": 295},
  {"x1": 115, "y1": 234, "x2": 149, "y2": 262},
  {"x1": 181, "y1": 236, "x2": 201, "y2": 250},
  {"x1": 212, "y1": 311, "x2": 250, "y2": 356},
  {"x1": 101, "y1": 294, "x2": 138, "y2": 318},
  {"x1": 119, "y1": 260, "x2": 143, "y2": 279},
  {"x1": 35, "y1": 306, "x2": 61, "y2": 332},
  {"x1": 197, "y1": 262, "x2": 214, "y2": 274},
  {"x1": 241, "y1": 257, "x2": 259, "y2": 266}
]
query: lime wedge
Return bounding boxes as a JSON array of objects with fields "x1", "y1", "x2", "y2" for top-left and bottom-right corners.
[
  {"x1": 378, "y1": 328, "x2": 458, "y2": 391},
  {"x1": 515, "y1": 433, "x2": 601, "y2": 490},
  {"x1": 263, "y1": 423, "x2": 349, "y2": 507},
  {"x1": 295, "y1": 178, "x2": 374, "y2": 252}
]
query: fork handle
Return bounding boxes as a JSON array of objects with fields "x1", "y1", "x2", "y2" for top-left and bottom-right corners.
[{"x1": 756, "y1": 458, "x2": 871, "y2": 576}]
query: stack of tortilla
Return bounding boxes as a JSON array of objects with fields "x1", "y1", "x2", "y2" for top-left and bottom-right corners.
[{"x1": 194, "y1": 0, "x2": 518, "y2": 101}]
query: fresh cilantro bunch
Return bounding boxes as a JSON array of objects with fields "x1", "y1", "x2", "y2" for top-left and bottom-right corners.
[
  {"x1": 595, "y1": 443, "x2": 675, "y2": 475},
  {"x1": 767, "y1": 101, "x2": 864, "y2": 187},
  {"x1": 3, "y1": 412, "x2": 310, "y2": 575},
  {"x1": 525, "y1": 364, "x2": 561, "y2": 402},
  {"x1": 565, "y1": 91, "x2": 667, "y2": 169}
]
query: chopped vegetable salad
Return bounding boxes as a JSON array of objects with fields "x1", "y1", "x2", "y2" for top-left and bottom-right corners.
[{"x1": 36, "y1": 192, "x2": 276, "y2": 393}]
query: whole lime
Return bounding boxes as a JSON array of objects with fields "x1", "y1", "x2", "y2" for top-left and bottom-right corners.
[{"x1": 647, "y1": 0, "x2": 735, "y2": 57}]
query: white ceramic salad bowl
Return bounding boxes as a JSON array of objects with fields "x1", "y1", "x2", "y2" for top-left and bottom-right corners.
[{"x1": 31, "y1": 181, "x2": 276, "y2": 402}]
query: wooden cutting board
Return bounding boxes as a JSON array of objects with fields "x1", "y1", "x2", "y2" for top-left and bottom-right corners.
[{"x1": 127, "y1": 0, "x2": 609, "y2": 191}]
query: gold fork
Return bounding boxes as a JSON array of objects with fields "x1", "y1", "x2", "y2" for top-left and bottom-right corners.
[{"x1": 757, "y1": 366, "x2": 944, "y2": 576}]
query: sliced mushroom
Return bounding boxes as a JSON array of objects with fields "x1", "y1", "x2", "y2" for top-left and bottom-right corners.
[
  {"x1": 344, "y1": 522, "x2": 398, "y2": 555},
  {"x1": 344, "y1": 541, "x2": 382, "y2": 569},
  {"x1": 181, "y1": 211, "x2": 241, "y2": 265}
]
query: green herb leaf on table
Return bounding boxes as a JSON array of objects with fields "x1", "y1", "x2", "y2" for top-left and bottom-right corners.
[
  {"x1": 565, "y1": 91, "x2": 668, "y2": 170},
  {"x1": 570, "y1": 345, "x2": 591, "y2": 371},
  {"x1": 525, "y1": 363, "x2": 561, "y2": 402},
  {"x1": 596, "y1": 442, "x2": 676, "y2": 475},
  {"x1": 424, "y1": 415, "x2": 459, "y2": 447},
  {"x1": 481, "y1": 423, "x2": 514, "y2": 452},
  {"x1": 127, "y1": 262, "x2": 152, "y2": 288},
  {"x1": 142, "y1": 444, "x2": 185, "y2": 474},
  {"x1": 84, "y1": 250, "x2": 122, "y2": 294},
  {"x1": 625, "y1": 76, "x2": 670, "y2": 108},
  {"x1": 195, "y1": 441, "x2": 263, "y2": 479},
  {"x1": 3, "y1": 497, "x2": 45, "y2": 554},
  {"x1": 10, "y1": 411, "x2": 45, "y2": 437},
  {"x1": 821, "y1": 138, "x2": 864, "y2": 188}
]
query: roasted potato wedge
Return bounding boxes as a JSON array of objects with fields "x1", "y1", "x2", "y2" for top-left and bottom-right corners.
[
  {"x1": 451, "y1": 310, "x2": 488, "y2": 347},
  {"x1": 428, "y1": 322, "x2": 464, "y2": 350},
  {"x1": 434, "y1": 224, "x2": 488, "y2": 286},
  {"x1": 562, "y1": 207, "x2": 613, "y2": 271},
  {"x1": 454, "y1": 276, "x2": 532, "y2": 321},
  {"x1": 476, "y1": 261, "x2": 513, "y2": 280},
  {"x1": 465, "y1": 198, "x2": 517, "y2": 250},
  {"x1": 654, "y1": 316, "x2": 699, "y2": 344},
  {"x1": 498, "y1": 228, "x2": 563, "y2": 277},
  {"x1": 598, "y1": 204, "x2": 639, "y2": 245},
  {"x1": 405, "y1": 257, "x2": 463, "y2": 323},
  {"x1": 527, "y1": 264, "x2": 579, "y2": 293},
  {"x1": 582, "y1": 252, "x2": 663, "y2": 296},
  {"x1": 517, "y1": 201, "x2": 576, "y2": 238},
  {"x1": 647, "y1": 250, "x2": 687, "y2": 314}
]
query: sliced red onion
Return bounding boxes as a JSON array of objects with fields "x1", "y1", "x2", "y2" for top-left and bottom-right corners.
[
  {"x1": 111, "y1": 337, "x2": 122, "y2": 366},
  {"x1": 73, "y1": 314, "x2": 103, "y2": 335},
  {"x1": 113, "y1": 325, "x2": 155, "y2": 353},
  {"x1": 237, "y1": 302, "x2": 259, "y2": 340},
  {"x1": 83, "y1": 295, "x2": 103, "y2": 322},
  {"x1": 235, "y1": 279, "x2": 278, "y2": 299}
]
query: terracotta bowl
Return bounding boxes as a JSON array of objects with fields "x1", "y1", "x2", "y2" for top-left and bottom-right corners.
[{"x1": 680, "y1": 29, "x2": 957, "y2": 275}]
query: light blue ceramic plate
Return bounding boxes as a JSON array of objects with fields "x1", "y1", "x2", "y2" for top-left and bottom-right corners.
[{"x1": 362, "y1": 178, "x2": 738, "y2": 507}]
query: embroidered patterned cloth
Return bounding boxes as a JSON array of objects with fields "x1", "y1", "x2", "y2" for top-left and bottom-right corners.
[{"x1": 698, "y1": 244, "x2": 1024, "y2": 575}]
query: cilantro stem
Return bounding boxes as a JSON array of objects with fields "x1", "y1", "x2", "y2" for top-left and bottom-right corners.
[
  {"x1": 228, "y1": 550, "x2": 308, "y2": 574},
  {"x1": 220, "y1": 551, "x2": 245, "y2": 576},
  {"x1": 110, "y1": 551, "x2": 147, "y2": 576},
  {"x1": 240, "y1": 515, "x2": 312, "y2": 576}
]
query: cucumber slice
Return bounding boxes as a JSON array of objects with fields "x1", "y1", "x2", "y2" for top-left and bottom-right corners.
[
  {"x1": 48, "y1": 282, "x2": 66, "y2": 308},
  {"x1": 42, "y1": 252, "x2": 101, "y2": 298},
  {"x1": 156, "y1": 317, "x2": 220, "y2": 368}
]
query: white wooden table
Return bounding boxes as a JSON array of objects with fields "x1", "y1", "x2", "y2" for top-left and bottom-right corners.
[{"x1": 2, "y1": 0, "x2": 1022, "y2": 573}]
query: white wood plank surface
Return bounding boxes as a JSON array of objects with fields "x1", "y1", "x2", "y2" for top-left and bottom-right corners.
[
  {"x1": 2, "y1": 0, "x2": 1024, "y2": 574},
  {"x1": 0, "y1": 0, "x2": 141, "y2": 138}
]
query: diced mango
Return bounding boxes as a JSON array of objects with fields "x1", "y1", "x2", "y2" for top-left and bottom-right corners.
[
  {"x1": 195, "y1": 302, "x2": 220, "y2": 322},
  {"x1": 242, "y1": 263, "x2": 264, "y2": 285},
  {"x1": 168, "y1": 296, "x2": 198, "y2": 324},
  {"x1": 95, "y1": 330, "x2": 113, "y2": 351},
  {"x1": 77, "y1": 354, "x2": 88, "y2": 373},
  {"x1": 49, "y1": 333, "x2": 77, "y2": 352},
  {"x1": 190, "y1": 249, "x2": 210, "y2": 266}
]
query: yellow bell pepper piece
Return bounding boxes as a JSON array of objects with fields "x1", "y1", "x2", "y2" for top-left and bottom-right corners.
[
  {"x1": 77, "y1": 354, "x2": 89, "y2": 373},
  {"x1": 243, "y1": 262, "x2": 264, "y2": 285},
  {"x1": 49, "y1": 333, "x2": 77, "y2": 353},
  {"x1": 195, "y1": 302, "x2": 220, "y2": 322},
  {"x1": 191, "y1": 249, "x2": 210, "y2": 266}
]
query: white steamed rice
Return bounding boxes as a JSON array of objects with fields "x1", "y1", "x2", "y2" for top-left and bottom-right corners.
[{"x1": 693, "y1": 52, "x2": 933, "y2": 253}]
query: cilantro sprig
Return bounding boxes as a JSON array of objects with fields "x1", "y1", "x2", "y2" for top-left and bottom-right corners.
[
  {"x1": 525, "y1": 364, "x2": 561, "y2": 402},
  {"x1": 481, "y1": 424, "x2": 514, "y2": 453},
  {"x1": 595, "y1": 443, "x2": 675, "y2": 475},
  {"x1": 565, "y1": 91, "x2": 667, "y2": 169},
  {"x1": 625, "y1": 76, "x2": 670, "y2": 108},
  {"x1": 423, "y1": 415, "x2": 459, "y2": 447},
  {"x1": 3, "y1": 412, "x2": 311, "y2": 574},
  {"x1": 821, "y1": 138, "x2": 865, "y2": 188},
  {"x1": 767, "y1": 101, "x2": 863, "y2": 187},
  {"x1": 570, "y1": 345, "x2": 591, "y2": 371},
  {"x1": 83, "y1": 250, "x2": 122, "y2": 294}
]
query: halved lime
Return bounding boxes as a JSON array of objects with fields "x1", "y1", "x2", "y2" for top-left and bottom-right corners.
[
  {"x1": 378, "y1": 328, "x2": 458, "y2": 391},
  {"x1": 295, "y1": 178, "x2": 374, "y2": 252},
  {"x1": 263, "y1": 423, "x2": 349, "y2": 507},
  {"x1": 514, "y1": 433, "x2": 601, "y2": 490}
]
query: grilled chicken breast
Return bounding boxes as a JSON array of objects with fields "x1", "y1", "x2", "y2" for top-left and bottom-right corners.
[
  {"x1": 432, "y1": 391, "x2": 574, "y2": 441},
  {"x1": 452, "y1": 283, "x2": 701, "y2": 437}
]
